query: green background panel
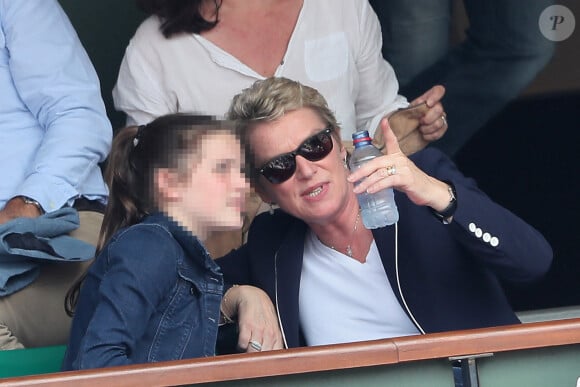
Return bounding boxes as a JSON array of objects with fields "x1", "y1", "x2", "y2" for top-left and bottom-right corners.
[
  {"x1": 477, "y1": 344, "x2": 580, "y2": 387},
  {"x1": 58, "y1": 0, "x2": 146, "y2": 131},
  {"x1": 192, "y1": 360, "x2": 455, "y2": 387}
]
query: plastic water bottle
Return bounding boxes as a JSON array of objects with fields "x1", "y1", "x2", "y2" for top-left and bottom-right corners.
[{"x1": 349, "y1": 130, "x2": 399, "y2": 228}]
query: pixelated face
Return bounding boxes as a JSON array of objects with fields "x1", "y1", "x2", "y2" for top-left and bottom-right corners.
[
  {"x1": 169, "y1": 132, "x2": 249, "y2": 237},
  {"x1": 250, "y1": 108, "x2": 351, "y2": 225}
]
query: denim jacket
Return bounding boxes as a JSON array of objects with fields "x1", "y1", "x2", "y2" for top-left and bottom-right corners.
[
  {"x1": 62, "y1": 212, "x2": 224, "y2": 370},
  {"x1": 0, "y1": 207, "x2": 94, "y2": 296}
]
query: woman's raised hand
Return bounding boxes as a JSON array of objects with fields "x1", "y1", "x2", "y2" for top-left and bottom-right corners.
[{"x1": 347, "y1": 119, "x2": 451, "y2": 211}]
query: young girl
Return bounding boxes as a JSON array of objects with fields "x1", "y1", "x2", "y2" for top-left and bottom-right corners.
[{"x1": 63, "y1": 114, "x2": 281, "y2": 370}]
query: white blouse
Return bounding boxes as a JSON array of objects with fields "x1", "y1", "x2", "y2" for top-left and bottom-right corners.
[
  {"x1": 113, "y1": 0, "x2": 408, "y2": 140},
  {"x1": 299, "y1": 230, "x2": 419, "y2": 346}
]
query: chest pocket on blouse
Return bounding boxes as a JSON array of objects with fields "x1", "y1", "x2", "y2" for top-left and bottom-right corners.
[{"x1": 304, "y1": 32, "x2": 349, "y2": 82}]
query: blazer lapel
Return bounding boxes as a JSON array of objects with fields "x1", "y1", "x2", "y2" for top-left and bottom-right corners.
[
  {"x1": 274, "y1": 220, "x2": 307, "y2": 348},
  {"x1": 372, "y1": 225, "x2": 405, "y2": 307}
]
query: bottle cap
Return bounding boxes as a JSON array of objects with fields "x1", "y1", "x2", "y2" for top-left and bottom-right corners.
[{"x1": 352, "y1": 130, "x2": 372, "y2": 144}]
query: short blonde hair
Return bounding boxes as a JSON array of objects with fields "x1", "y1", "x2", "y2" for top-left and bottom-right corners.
[
  {"x1": 228, "y1": 77, "x2": 340, "y2": 138},
  {"x1": 228, "y1": 77, "x2": 341, "y2": 183}
]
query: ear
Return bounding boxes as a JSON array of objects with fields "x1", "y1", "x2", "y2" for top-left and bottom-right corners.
[
  {"x1": 339, "y1": 143, "x2": 348, "y2": 162},
  {"x1": 154, "y1": 168, "x2": 182, "y2": 203},
  {"x1": 254, "y1": 183, "x2": 273, "y2": 204}
]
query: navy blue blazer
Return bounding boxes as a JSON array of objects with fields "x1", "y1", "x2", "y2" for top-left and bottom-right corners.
[{"x1": 217, "y1": 148, "x2": 552, "y2": 348}]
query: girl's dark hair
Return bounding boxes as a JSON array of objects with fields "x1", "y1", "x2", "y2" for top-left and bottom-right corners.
[
  {"x1": 136, "y1": 0, "x2": 221, "y2": 38},
  {"x1": 65, "y1": 113, "x2": 236, "y2": 315}
]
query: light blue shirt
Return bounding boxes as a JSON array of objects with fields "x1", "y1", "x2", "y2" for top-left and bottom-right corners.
[{"x1": 0, "y1": 0, "x2": 111, "y2": 212}]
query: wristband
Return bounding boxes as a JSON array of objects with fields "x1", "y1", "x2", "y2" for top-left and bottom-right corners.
[
  {"x1": 430, "y1": 182, "x2": 456, "y2": 224},
  {"x1": 20, "y1": 196, "x2": 45, "y2": 215}
]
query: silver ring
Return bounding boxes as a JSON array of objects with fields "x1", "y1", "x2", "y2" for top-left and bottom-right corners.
[
  {"x1": 440, "y1": 114, "x2": 447, "y2": 126},
  {"x1": 249, "y1": 340, "x2": 262, "y2": 352},
  {"x1": 386, "y1": 165, "x2": 396, "y2": 176}
]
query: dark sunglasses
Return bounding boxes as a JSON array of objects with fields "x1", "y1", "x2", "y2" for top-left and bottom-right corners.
[{"x1": 257, "y1": 127, "x2": 334, "y2": 184}]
